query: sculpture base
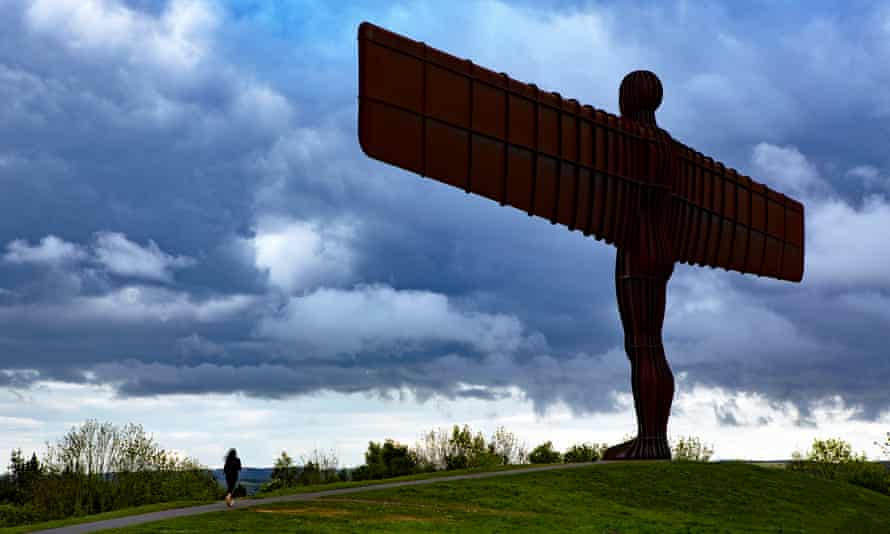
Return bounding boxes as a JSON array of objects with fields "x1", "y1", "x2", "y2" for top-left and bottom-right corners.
[{"x1": 602, "y1": 436, "x2": 671, "y2": 460}]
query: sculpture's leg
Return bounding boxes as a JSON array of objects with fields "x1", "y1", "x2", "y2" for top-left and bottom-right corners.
[{"x1": 603, "y1": 234, "x2": 675, "y2": 460}]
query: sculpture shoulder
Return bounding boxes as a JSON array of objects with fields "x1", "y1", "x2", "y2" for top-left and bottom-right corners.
[{"x1": 654, "y1": 126, "x2": 674, "y2": 144}]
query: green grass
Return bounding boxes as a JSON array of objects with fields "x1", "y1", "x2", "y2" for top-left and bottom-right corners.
[
  {"x1": 252, "y1": 462, "x2": 541, "y2": 498},
  {"x1": 0, "y1": 463, "x2": 540, "y2": 533},
  {"x1": 0, "y1": 500, "x2": 217, "y2": 534},
  {"x1": 94, "y1": 462, "x2": 889, "y2": 533}
]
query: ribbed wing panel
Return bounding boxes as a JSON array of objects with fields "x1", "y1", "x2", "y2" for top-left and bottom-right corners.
[
  {"x1": 357, "y1": 21, "x2": 804, "y2": 283},
  {"x1": 358, "y1": 21, "x2": 662, "y2": 250},
  {"x1": 669, "y1": 141, "x2": 804, "y2": 282}
]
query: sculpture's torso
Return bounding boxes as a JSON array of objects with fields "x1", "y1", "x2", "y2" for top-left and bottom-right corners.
[{"x1": 618, "y1": 123, "x2": 677, "y2": 278}]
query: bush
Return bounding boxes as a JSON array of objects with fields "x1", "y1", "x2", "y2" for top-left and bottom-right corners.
[
  {"x1": 0, "y1": 474, "x2": 14, "y2": 503},
  {"x1": 843, "y1": 462, "x2": 890, "y2": 495},
  {"x1": 806, "y1": 437, "x2": 866, "y2": 464},
  {"x1": 529, "y1": 441, "x2": 561, "y2": 464},
  {"x1": 788, "y1": 460, "x2": 890, "y2": 496},
  {"x1": 269, "y1": 451, "x2": 298, "y2": 490},
  {"x1": 411, "y1": 424, "x2": 528, "y2": 472},
  {"x1": 298, "y1": 449, "x2": 339, "y2": 485},
  {"x1": 352, "y1": 440, "x2": 417, "y2": 481},
  {"x1": 0, "y1": 503, "x2": 41, "y2": 528},
  {"x1": 788, "y1": 437, "x2": 890, "y2": 496},
  {"x1": 671, "y1": 436, "x2": 713, "y2": 462},
  {"x1": 564, "y1": 442, "x2": 608, "y2": 463}
]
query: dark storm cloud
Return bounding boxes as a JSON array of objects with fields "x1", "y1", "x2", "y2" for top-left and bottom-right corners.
[{"x1": 1, "y1": 0, "x2": 889, "y2": 422}]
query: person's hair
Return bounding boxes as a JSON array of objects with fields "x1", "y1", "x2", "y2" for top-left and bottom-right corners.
[{"x1": 225, "y1": 448, "x2": 238, "y2": 463}]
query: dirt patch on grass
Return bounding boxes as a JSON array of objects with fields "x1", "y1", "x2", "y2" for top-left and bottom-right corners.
[
  {"x1": 320, "y1": 497, "x2": 538, "y2": 517},
  {"x1": 377, "y1": 514, "x2": 444, "y2": 522},
  {"x1": 252, "y1": 507, "x2": 350, "y2": 518},
  {"x1": 250, "y1": 505, "x2": 449, "y2": 524}
]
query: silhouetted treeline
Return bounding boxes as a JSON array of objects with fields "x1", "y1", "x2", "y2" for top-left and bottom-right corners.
[
  {"x1": 261, "y1": 449, "x2": 346, "y2": 492},
  {"x1": 259, "y1": 424, "x2": 613, "y2": 492},
  {"x1": 0, "y1": 419, "x2": 223, "y2": 527}
]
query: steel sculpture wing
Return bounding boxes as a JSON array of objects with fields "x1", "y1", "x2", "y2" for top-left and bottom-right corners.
[
  {"x1": 357, "y1": 21, "x2": 804, "y2": 283},
  {"x1": 357, "y1": 21, "x2": 663, "y2": 250},
  {"x1": 667, "y1": 140, "x2": 804, "y2": 282}
]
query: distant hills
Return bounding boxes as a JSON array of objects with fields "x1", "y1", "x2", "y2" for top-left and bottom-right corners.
[{"x1": 209, "y1": 467, "x2": 274, "y2": 496}]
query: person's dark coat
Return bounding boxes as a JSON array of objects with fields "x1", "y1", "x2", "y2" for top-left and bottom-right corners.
[{"x1": 224, "y1": 454, "x2": 241, "y2": 491}]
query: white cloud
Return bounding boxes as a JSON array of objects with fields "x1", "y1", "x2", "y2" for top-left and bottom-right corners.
[
  {"x1": 0, "y1": 285, "x2": 255, "y2": 326},
  {"x1": 739, "y1": 144, "x2": 890, "y2": 291},
  {"x1": 256, "y1": 284, "x2": 529, "y2": 357},
  {"x1": 804, "y1": 194, "x2": 890, "y2": 290},
  {"x1": 3, "y1": 235, "x2": 88, "y2": 265},
  {"x1": 231, "y1": 82, "x2": 294, "y2": 134},
  {"x1": 72, "y1": 285, "x2": 253, "y2": 324},
  {"x1": 3, "y1": 232, "x2": 195, "y2": 283},
  {"x1": 20, "y1": 0, "x2": 293, "y2": 140},
  {"x1": 25, "y1": 0, "x2": 218, "y2": 77},
  {"x1": 651, "y1": 266, "x2": 836, "y2": 372},
  {"x1": 93, "y1": 231, "x2": 195, "y2": 282},
  {"x1": 245, "y1": 216, "x2": 358, "y2": 294},
  {"x1": 750, "y1": 143, "x2": 827, "y2": 199}
]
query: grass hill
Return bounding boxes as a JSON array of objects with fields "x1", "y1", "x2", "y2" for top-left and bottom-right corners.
[{"x1": 103, "y1": 461, "x2": 889, "y2": 533}]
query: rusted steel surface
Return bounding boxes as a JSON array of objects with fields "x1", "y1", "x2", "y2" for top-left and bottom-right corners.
[
  {"x1": 356, "y1": 21, "x2": 804, "y2": 282},
  {"x1": 670, "y1": 142, "x2": 804, "y2": 282},
  {"x1": 356, "y1": 21, "x2": 806, "y2": 461},
  {"x1": 357, "y1": 21, "x2": 661, "y2": 250}
]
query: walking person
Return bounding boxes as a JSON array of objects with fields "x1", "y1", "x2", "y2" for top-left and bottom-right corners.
[{"x1": 223, "y1": 448, "x2": 241, "y2": 507}]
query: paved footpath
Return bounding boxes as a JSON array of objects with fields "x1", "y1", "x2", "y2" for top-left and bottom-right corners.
[{"x1": 32, "y1": 460, "x2": 652, "y2": 533}]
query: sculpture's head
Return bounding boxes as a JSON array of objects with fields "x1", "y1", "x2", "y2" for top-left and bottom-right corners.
[{"x1": 619, "y1": 70, "x2": 662, "y2": 126}]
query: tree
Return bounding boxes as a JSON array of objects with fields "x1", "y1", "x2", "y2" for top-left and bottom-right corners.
[
  {"x1": 360, "y1": 441, "x2": 386, "y2": 480},
  {"x1": 529, "y1": 441, "x2": 561, "y2": 464},
  {"x1": 299, "y1": 461, "x2": 320, "y2": 485},
  {"x1": 444, "y1": 425, "x2": 496, "y2": 470},
  {"x1": 671, "y1": 436, "x2": 714, "y2": 462},
  {"x1": 42, "y1": 419, "x2": 109, "y2": 476},
  {"x1": 299, "y1": 448, "x2": 339, "y2": 485},
  {"x1": 114, "y1": 423, "x2": 166, "y2": 473},
  {"x1": 270, "y1": 451, "x2": 298, "y2": 489},
  {"x1": 805, "y1": 438, "x2": 866, "y2": 464},
  {"x1": 6, "y1": 450, "x2": 44, "y2": 504},
  {"x1": 413, "y1": 427, "x2": 451, "y2": 471},
  {"x1": 336, "y1": 468, "x2": 350, "y2": 482},
  {"x1": 42, "y1": 419, "x2": 166, "y2": 477},
  {"x1": 380, "y1": 441, "x2": 416, "y2": 477},
  {"x1": 352, "y1": 440, "x2": 415, "y2": 481},
  {"x1": 488, "y1": 426, "x2": 528, "y2": 465}
]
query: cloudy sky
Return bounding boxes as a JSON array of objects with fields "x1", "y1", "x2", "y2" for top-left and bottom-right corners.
[{"x1": 2, "y1": 0, "x2": 890, "y2": 470}]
